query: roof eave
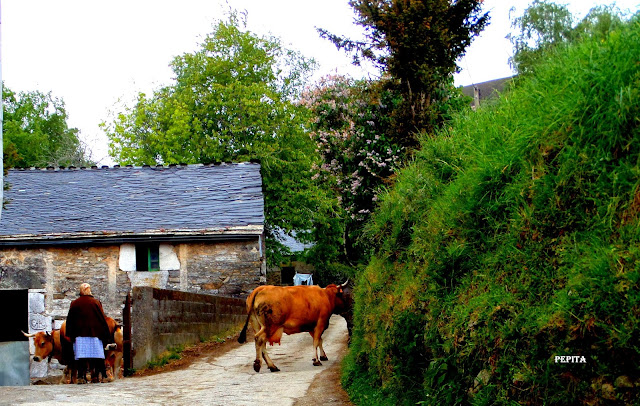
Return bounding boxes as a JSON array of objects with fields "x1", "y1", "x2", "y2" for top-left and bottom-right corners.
[{"x1": 0, "y1": 225, "x2": 264, "y2": 247}]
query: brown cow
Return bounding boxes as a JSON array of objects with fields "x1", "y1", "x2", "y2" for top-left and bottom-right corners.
[
  {"x1": 23, "y1": 317, "x2": 122, "y2": 383},
  {"x1": 104, "y1": 317, "x2": 124, "y2": 381},
  {"x1": 22, "y1": 321, "x2": 74, "y2": 383},
  {"x1": 238, "y1": 281, "x2": 350, "y2": 372}
]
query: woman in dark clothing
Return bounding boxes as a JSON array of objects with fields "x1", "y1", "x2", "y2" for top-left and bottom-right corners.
[{"x1": 66, "y1": 283, "x2": 112, "y2": 383}]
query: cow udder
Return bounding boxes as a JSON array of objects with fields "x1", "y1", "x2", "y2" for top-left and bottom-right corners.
[{"x1": 267, "y1": 328, "x2": 284, "y2": 346}]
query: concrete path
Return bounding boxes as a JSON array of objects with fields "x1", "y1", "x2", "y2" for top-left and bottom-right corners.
[{"x1": 0, "y1": 316, "x2": 349, "y2": 406}]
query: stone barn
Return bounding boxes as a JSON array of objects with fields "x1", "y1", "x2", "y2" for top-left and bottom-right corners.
[{"x1": 0, "y1": 163, "x2": 265, "y2": 348}]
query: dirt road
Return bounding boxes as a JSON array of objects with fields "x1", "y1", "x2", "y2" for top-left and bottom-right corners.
[{"x1": 0, "y1": 316, "x2": 351, "y2": 405}]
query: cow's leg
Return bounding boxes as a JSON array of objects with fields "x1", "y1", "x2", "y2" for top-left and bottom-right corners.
[
  {"x1": 104, "y1": 357, "x2": 114, "y2": 382},
  {"x1": 318, "y1": 336, "x2": 328, "y2": 361},
  {"x1": 311, "y1": 325, "x2": 325, "y2": 366},
  {"x1": 115, "y1": 352, "x2": 123, "y2": 380},
  {"x1": 262, "y1": 327, "x2": 281, "y2": 372},
  {"x1": 255, "y1": 333, "x2": 279, "y2": 372},
  {"x1": 252, "y1": 319, "x2": 280, "y2": 373},
  {"x1": 249, "y1": 315, "x2": 263, "y2": 372},
  {"x1": 253, "y1": 325, "x2": 266, "y2": 372},
  {"x1": 98, "y1": 358, "x2": 108, "y2": 382},
  {"x1": 60, "y1": 367, "x2": 70, "y2": 384},
  {"x1": 255, "y1": 329, "x2": 280, "y2": 372},
  {"x1": 308, "y1": 332, "x2": 320, "y2": 365},
  {"x1": 263, "y1": 353, "x2": 279, "y2": 372}
]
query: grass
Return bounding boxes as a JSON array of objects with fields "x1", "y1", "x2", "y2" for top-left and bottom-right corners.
[
  {"x1": 343, "y1": 15, "x2": 640, "y2": 406},
  {"x1": 145, "y1": 345, "x2": 184, "y2": 369}
]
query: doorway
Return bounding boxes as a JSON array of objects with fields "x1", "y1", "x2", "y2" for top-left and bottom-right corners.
[{"x1": 0, "y1": 289, "x2": 30, "y2": 385}]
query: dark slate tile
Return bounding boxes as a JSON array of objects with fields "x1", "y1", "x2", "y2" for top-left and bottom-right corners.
[{"x1": 0, "y1": 163, "x2": 264, "y2": 237}]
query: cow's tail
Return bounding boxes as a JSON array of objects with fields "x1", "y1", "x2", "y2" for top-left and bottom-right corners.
[
  {"x1": 238, "y1": 291, "x2": 258, "y2": 344},
  {"x1": 238, "y1": 314, "x2": 250, "y2": 343}
]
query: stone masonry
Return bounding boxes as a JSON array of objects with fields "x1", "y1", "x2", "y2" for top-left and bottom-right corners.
[{"x1": 0, "y1": 239, "x2": 264, "y2": 323}]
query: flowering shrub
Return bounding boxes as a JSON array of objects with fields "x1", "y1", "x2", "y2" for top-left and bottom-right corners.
[{"x1": 300, "y1": 75, "x2": 403, "y2": 226}]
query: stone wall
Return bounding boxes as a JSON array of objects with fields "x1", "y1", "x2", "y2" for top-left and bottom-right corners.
[
  {"x1": 49, "y1": 246, "x2": 127, "y2": 320},
  {"x1": 176, "y1": 241, "x2": 264, "y2": 295},
  {"x1": 130, "y1": 287, "x2": 246, "y2": 369},
  {"x1": 0, "y1": 246, "x2": 127, "y2": 320},
  {"x1": 26, "y1": 289, "x2": 54, "y2": 380},
  {"x1": 0, "y1": 249, "x2": 47, "y2": 290},
  {"x1": 0, "y1": 238, "x2": 264, "y2": 324}
]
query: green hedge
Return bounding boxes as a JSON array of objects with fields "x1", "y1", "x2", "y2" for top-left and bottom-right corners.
[{"x1": 344, "y1": 16, "x2": 640, "y2": 405}]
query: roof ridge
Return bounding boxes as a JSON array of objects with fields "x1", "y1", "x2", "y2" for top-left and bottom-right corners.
[{"x1": 9, "y1": 161, "x2": 261, "y2": 172}]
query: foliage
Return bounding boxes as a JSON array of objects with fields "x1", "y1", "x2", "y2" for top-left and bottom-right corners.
[
  {"x1": 3, "y1": 84, "x2": 93, "y2": 168},
  {"x1": 300, "y1": 76, "x2": 403, "y2": 264},
  {"x1": 102, "y1": 12, "x2": 321, "y2": 264},
  {"x1": 299, "y1": 75, "x2": 469, "y2": 267},
  {"x1": 508, "y1": 1, "x2": 626, "y2": 74},
  {"x1": 319, "y1": 0, "x2": 488, "y2": 150},
  {"x1": 343, "y1": 14, "x2": 640, "y2": 405}
]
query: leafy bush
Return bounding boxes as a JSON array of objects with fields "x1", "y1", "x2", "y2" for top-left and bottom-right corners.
[{"x1": 344, "y1": 15, "x2": 640, "y2": 405}]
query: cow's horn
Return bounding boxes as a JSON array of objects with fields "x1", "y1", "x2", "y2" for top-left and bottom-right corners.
[
  {"x1": 340, "y1": 279, "x2": 349, "y2": 288},
  {"x1": 22, "y1": 330, "x2": 36, "y2": 338}
]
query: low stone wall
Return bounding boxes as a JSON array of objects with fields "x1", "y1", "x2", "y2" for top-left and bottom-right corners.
[{"x1": 130, "y1": 287, "x2": 246, "y2": 370}]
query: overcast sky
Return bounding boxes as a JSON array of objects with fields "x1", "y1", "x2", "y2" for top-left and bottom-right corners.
[{"x1": 2, "y1": 0, "x2": 639, "y2": 165}]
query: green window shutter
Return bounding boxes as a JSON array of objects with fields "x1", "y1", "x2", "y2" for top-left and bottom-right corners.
[
  {"x1": 148, "y1": 245, "x2": 160, "y2": 272},
  {"x1": 136, "y1": 243, "x2": 160, "y2": 272}
]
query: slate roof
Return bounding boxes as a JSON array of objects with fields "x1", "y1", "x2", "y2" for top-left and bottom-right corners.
[
  {"x1": 276, "y1": 230, "x2": 313, "y2": 253},
  {"x1": 461, "y1": 76, "x2": 514, "y2": 106},
  {"x1": 0, "y1": 163, "x2": 264, "y2": 242}
]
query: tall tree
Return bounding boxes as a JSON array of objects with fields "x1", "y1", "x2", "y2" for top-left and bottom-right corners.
[
  {"x1": 102, "y1": 13, "x2": 320, "y2": 264},
  {"x1": 508, "y1": 1, "x2": 625, "y2": 74},
  {"x1": 3, "y1": 85, "x2": 92, "y2": 168},
  {"x1": 319, "y1": 0, "x2": 489, "y2": 150},
  {"x1": 507, "y1": 0, "x2": 574, "y2": 74}
]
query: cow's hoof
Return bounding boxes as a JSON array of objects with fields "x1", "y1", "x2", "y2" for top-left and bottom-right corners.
[
  {"x1": 253, "y1": 360, "x2": 262, "y2": 373},
  {"x1": 312, "y1": 358, "x2": 323, "y2": 366},
  {"x1": 269, "y1": 366, "x2": 280, "y2": 372},
  {"x1": 320, "y1": 355, "x2": 328, "y2": 361}
]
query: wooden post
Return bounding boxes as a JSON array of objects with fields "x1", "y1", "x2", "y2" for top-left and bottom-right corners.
[{"x1": 122, "y1": 292, "x2": 133, "y2": 376}]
